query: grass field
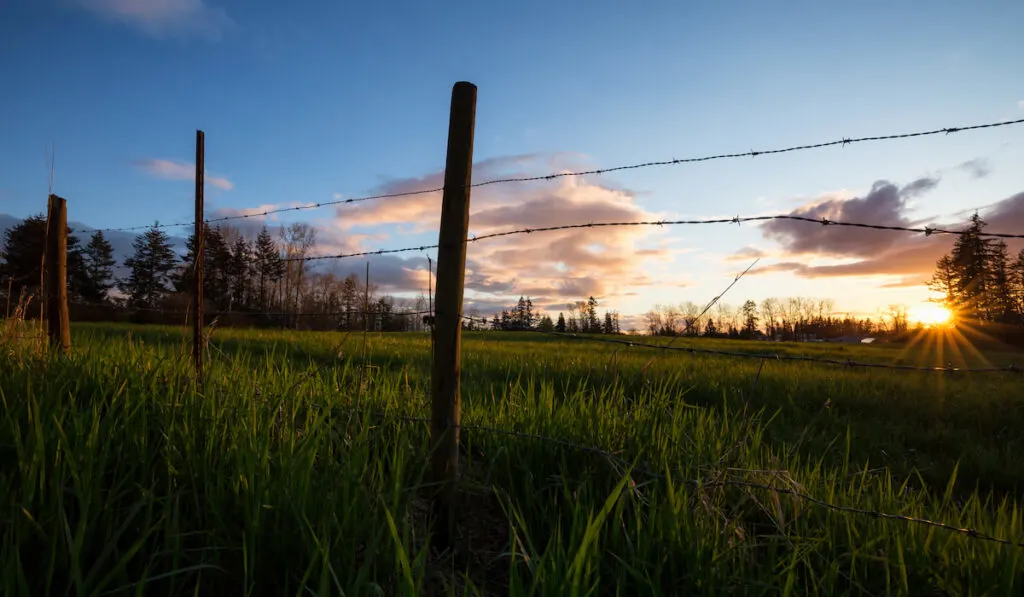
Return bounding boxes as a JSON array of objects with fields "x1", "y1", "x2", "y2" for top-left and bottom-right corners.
[{"x1": 2, "y1": 322, "x2": 1023, "y2": 595}]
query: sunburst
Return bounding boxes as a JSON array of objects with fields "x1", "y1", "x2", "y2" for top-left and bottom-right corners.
[{"x1": 908, "y1": 303, "x2": 952, "y2": 327}]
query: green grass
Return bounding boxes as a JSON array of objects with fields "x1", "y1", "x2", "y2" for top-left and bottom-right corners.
[{"x1": 2, "y1": 322, "x2": 1022, "y2": 595}]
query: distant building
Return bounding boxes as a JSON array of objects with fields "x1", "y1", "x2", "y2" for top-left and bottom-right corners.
[{"x1": 827, "y1": 335, "x2": 873, "y2": 344}]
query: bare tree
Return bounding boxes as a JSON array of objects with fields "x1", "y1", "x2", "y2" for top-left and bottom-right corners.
[{"x1": 279, "y1": 223, "x2": 317, "y2": 322}]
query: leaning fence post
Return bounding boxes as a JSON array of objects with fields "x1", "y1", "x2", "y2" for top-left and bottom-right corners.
[
  {"x1": 193, "y1": 130, "x2": 205, "y2": 384},
  {"x1": 430, "y1": 81, "x2": 476, "y2": 546},
  {"x1": 45, "y1": 194, "x2": 71, "y2": 355}
]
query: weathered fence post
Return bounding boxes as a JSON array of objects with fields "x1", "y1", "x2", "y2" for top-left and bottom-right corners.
[
  {"x1": 193, "y1": 130, "x2": 205, "y2": 384},
  {"x1": 45, "y1": 194, "x2": 71, "y2": 354},
  {"x1": 430, "y1": 81, "x2": 476, "y2": 546}
]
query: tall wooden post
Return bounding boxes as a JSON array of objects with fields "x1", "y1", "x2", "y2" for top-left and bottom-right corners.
[
  {"x1": 193, "y1": 130, "x2": 205, "y2": 384},
  {"x1": 45, "y1": 194, "x2": 71, "y2": 354},
  {"x1": 430, "y1": 81, "x2": 476, "y2": 545}
]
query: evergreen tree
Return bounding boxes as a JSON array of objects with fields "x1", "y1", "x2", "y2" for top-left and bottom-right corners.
[
  {"x1": 1012, "y1": 249, "x2": 1024, "y2": 318},
  {"x1": 603, "y1": 311, "x2": 614, "y2": 334},
  {"x1": 120, "y1": 225, "x2": 177, "y2": 307},
  {"x1": 515, "y1": 296, "x2": 527, "y2": 329},
  {"x1": 741, "y1": 299, "x2": 759, "y2": 337},
  {"x1": 0, "y1": 214, "x2": 88, "y2": 302},
  {"x1": 929, "y1": 213, "x2": 1017, "y2": 323},
  {"x1": 228, "y1": 235, "x2": 252, "y2": 310},
  {"x1": 988, "y1": 240, "x2": 1013, "y2": 321},
  {"x1": 929, "y1": 255, "x2": 960, "y2": 312},
  {"x1": 950, "y1": 213, "x2": 994, "y2": 321},
  {"x1": 556, "y1": 312, "x2": 566, "y2": 332},
  {"x1": 253, "y1": 226, "x2": 284, "y2": 312},
  {"x1": 339, "y1": 274, "x2": 361, "y2": 329},
  {"x1": 65, "y1": 231, "x2": 90, "y2": 302},
  {"x1": 585, "y1": 296, "x2": 599, "y2": 333},
  {"x1": 537, "y1": 314, "x2": 555, "y2": 332},
  {"x1": 175, "y1": 224, "x2": 232, "y2": 309},
  {"x1": 80, "y1": 230, "x2": 116, "y2": 303},
  {"x1": 205, "y1": 226, "x2": 232, "y2": 309}
]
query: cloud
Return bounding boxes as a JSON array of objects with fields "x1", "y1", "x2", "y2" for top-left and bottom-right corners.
[
  {"x1": 1018, "y1": 100, "x2": 1024, "y2": 112},
  {"x1": 755, "y1": 181, "x2": 1024, "y2": 283},
  {"x1": 330, "y1": 153, "x2": 545, "y2": 231},
  {"x1": 324, "y1": 153, "x2": 674, "y2": 309},
  {"x1": 78, "y1": 0, "x2": 232, "y2": 40},
  {"x1": 726, "y1": 246, "x2": 767, "y2": 262},
  {"x1": 137, "y1": 159, "x2": 233, "y2": 190},
  {"x1": 877, "y1": 278, "x2": 929, "y2": 289},
  {"x1": 900, "y1": 176, "x2": 941, "y2": 198},
  {"x1": 761, "y1": 178, "x2": 934, "y2": 258},
  {"x1": 957, "y1": 158, "x2": 991, "y2": 179}
]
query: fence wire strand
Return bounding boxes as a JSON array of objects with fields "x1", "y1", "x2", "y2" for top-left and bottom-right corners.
[
  {"x1": 101, "y1": 117, "x2": 1024, "y2": 233},
  {"x1": 282, "y1": 213, "x2": 1024, "y2": 264}
]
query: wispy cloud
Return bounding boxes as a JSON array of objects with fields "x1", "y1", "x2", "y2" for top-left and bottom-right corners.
[
  {"x1": 725, "y1": 246, "x2": 768, "y2": 262},
  {"x1": 957, "y1": 158, "x2": 991, "y2": 179},
  {"x1": 78, "y1": 0, "x2": 233, "y2": 40},
  {"x1": 136, "y1": 159, "x2": 233, "y2": 190}
]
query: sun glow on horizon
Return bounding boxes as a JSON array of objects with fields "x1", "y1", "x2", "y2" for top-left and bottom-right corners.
[{"x1": 908, "y1": 303, "x2": 952, "y2": 326}]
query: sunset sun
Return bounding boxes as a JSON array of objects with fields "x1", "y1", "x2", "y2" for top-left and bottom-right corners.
[{"x1": 909, "y1": 303, "x2": 952, "y2": 326}]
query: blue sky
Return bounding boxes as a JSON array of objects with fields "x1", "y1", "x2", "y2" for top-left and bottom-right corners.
[{"x1": 2, "y1": 0, "x2": 1023, "y2": 323}]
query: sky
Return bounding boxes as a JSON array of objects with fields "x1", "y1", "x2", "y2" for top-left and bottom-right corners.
[{"x1": 2, "y1": 0, "x2": 1023, "y2": 326}]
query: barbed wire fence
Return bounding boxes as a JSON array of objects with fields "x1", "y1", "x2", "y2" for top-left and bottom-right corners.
[{"x1": 7, "y1": 94, "x2": 1024, "y2": 550}]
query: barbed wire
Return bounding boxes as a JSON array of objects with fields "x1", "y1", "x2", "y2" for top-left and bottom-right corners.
[
  {"x1": 457, "y1": 314, "x2": 1021, "y2": 374},
  {"x1": 101, "y1": 188, "x2": 446, "y2": 233},
  {"x1": 468, "y1": 215, "x2": 1024, "y2": 242},
  {"x1": 281, "y1": 213, "x2": 1024, "y2": 263},
  {"x1": 100, "y1": 117, "x2": 1024, "y2": 233},
  {"x1": 471, "y1": 118, "x2": 1024, "y2": 187},
  {"x1": 663, "y1": 258, "x2": 759, "y2": 349},
  {"x1": 283, "y1": 244, "x2": 439, "y2": 263}
]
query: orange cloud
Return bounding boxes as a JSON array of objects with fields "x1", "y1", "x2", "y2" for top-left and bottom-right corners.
[{"x1": 327, "y1": 154, "x2": 676, "y2": 309}]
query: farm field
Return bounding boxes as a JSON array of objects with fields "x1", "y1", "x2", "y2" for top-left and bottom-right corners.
[{"x1": 2, "y1": 322, "x2": 1023, "y2": 595}]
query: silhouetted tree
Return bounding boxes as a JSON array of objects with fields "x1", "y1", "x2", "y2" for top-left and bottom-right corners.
[
  {"x1": 0, "y1": 214, "x2": 89, "y2": 303},
  {"x1": 120, "y1": 224, "x2": 177, "y2": 307},
  {"x1": 741, "y1": 299, "x2": 759, "y2": 338},
  {"x1": 253, "y1": 226, "x2": 284, "y2": 311},
  {"x1": 80, "y1": 230, "x2": 116, "y2": 303}
]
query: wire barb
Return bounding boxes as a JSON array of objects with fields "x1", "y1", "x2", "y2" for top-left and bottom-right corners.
[{"x1": 101, "y1": 117, "x2": 1024, "y2": 232}]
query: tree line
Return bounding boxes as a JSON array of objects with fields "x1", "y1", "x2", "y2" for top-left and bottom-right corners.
[
  {"x1": 3, "y1": 211, "x2": 1021, "y2": 338},
  {"x1": 928, "y1": 213, "x2": 1024, "y2": 324},
  {"x1": 0, "y1": 217, "x2": 433, "y2": 332},
  {"x1": 466, "y1": 295, "x2": 622, "y2": 334}
]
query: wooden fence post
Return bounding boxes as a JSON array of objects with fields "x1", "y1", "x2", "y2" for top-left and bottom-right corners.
[
  {"x1": 45, "y1": 194, "x2": 71, "y2": 354},
  {"x1": 193, "y1": 130, "x2": 205, "y2": 384},
  {"x1": 430, "y1": 81, "x2": 476, "y2": 546}
]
